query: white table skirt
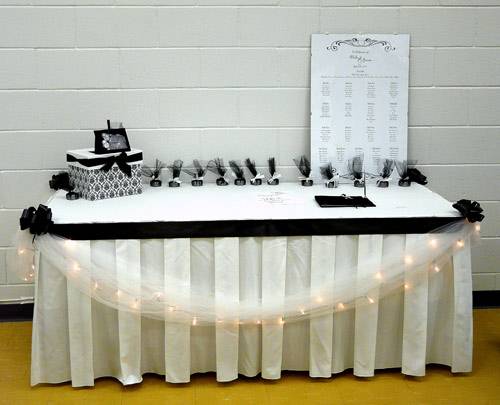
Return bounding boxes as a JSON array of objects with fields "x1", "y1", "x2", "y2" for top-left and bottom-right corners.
[{"x1": 31, "y1": 233, "x2": 472, "y2": 387}]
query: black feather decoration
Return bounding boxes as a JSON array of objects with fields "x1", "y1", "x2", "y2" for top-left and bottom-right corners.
[
  {"x1": 320, "y1": 163, "x2": 337, "y2": 180},
  {"x1": 244, "y1": 158, "x2": 258, "y2": 177},
  {"x1": 183, "y1": 160, "x2": 207, "y2": 179},
  {"x1": 141, "y1": 159, "x2": 164, "y2": 180},
  {"x1": 169, "y1": 159, "x2": 183, "y2": 178},
  {"x1": 379, "y1": 159, "x2": 395, "y2": 179},
  {"x1": 207, "y1": 158, "x2": 228, "y2": 177},
  {"x1": 268, "y1": 157, "x2": 276, "y2": 177},
  {"x1": 395, "y1": 160, "x2": 413, "y2": 180},
  {"x1": 293, "y1": 155, "x2": 312, "y2": 178},
  {"x1": 229, "y1": 160, "x2": 245, "y2": 179},
  {"x1": 346, "y1": 155, "x2": 364, "y2": 180}
]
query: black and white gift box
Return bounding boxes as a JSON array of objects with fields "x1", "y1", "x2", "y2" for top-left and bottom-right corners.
[{"x1": 67, "y1": 148, "x2": 143, "y2": 201}]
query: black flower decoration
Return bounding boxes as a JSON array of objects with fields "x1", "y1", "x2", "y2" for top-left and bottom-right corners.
[{"x1": 452, "y1": 199, "x2": 485, "y2": 223}]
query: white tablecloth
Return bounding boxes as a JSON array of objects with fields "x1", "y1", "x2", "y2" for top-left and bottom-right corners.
[{"x1": 31, "y1": 233, "x2": 472, "y2": 386}]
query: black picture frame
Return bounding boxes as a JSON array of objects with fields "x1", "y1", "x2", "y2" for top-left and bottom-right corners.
[{"x1": 94, "y1": 127, "x2": 131, "y2": 155}]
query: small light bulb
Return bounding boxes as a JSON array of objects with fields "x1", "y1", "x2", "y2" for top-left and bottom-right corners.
[
  {"x1": 404, "y1": 255, "x2": 413, "y2": 265},
  {"x1": 475, "y1": 224, "x2": 481, "y2": 232},
  {"x1": 216, "y1": 319, "x2": 223, "y2": 324},
  {"x1": 434, "y1": 265, "x2": 440, "y2": 273},
  {"x1": 116, "y1": 289, "x2": 122, "y2": 297},
  {"x1": 192, "y1": 317, "x2": 197, "y2": 326},
  {"x1": 31, "y1": 264, "x2": 35, "y2": 270},
  {"x1": 429, "y1": 238, "x2": 438, "y2": 248},
  {"x1": 315, "y1": 296, "x2": 324, "y2": 304},
  {"x1": 18, "y1": 249, "x2": 25, "y2": 255},
  {"x1": 299, "y1": 308, "x2": 305, "y2": 315},
  {"x1": 456, "y1": 239, "x2": 464, "y2": 248},
  {"x1": 375, "y1": 271, "x2": 383, "y2": 280},
  {"x1": 72, "y1": 262, "x2": 80, "y2": 272},
  {"x1": 367, "y1": 296, "x2": 375, "y2": 304},
  {"x1": 130, "y1": 298, "x2": 139, "y2": 309},
  {"x1": 256, "y1": 320, "x2": 261, "y2": 325},
  {"x1": 93, "y1": 281, "x2": 99, "y2": 290},
  {"x1": 23, "y1": 277, "x2": 28, "y2": 282},
  {"x1": 337, "y1": 302, "x2": 345, "y2": 310},
  {"x1": 404, "y1": 283, "x2": 410, "y2": 290},
  {"x1": 279, "y1": 318, "x2": 285, "y2": 325}
]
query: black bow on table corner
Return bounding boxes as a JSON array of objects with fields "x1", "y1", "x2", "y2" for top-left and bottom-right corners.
[
  {"x1": 100, "y1": 151, "x2": 132, "y2": 177},
  {"x1": 452, "y1": 199, "x2": 485, "y2": 223},
  {"x1": 407, "y1": 168, "x2": 428, "y2": 185},
  {"x1": 20, "y1": 204, "x2": 54, "y2": 235},
  {"x1": 49, "y1": 172, "x2": 71, "y2": 191}
]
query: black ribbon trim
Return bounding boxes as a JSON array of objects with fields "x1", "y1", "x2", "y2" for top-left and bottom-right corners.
[
  {"x1": 20, "y1": 205, "x2": 54, "y2": 236},
  {"x1": 66, "y1": 151, "x2": 143, "y2": 177},
  {"x1": 452, "y1": 199, "x2": 484, "y2": 223},
  {"x1": 50, "y1": 217, "x2": 461, "y2": 240}
]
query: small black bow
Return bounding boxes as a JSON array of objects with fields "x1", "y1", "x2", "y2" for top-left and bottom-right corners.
[
  {"x1": 452, "y1": 199, "x2": 485, "y2": 223},
  {"x1": 49, "y1": 172, "x2": 72, "y2": 191},
  {"x1": 407, "y1": 168, "x2": 428, "y2": 185},
  {"x1": 100, "y1": 152, "x2": 132, "y2": 177},
  {"x1": 20, "y1": 204, "x2": 54, "y2": 235}
]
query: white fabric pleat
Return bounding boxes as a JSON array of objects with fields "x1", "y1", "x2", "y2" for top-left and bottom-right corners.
[
  {"x1": 66, "y1": 241, "x2": 94, "y2": 387},
  {"x1": 214, "y1": 238, "x2": 240, "y2": 382},
  {"x1": 309, "y1": 236, "x2": 336, "y2": 377},
  {"x1": 375, "y1": 235, "x2": 405, "y2": 369},
  {"x1": 261, "y1": 237, "x2": 287, "y2": 379},
  {"x1": 354, "y1": 235, "x2": 383, "y2": 377},
  {"x1": 164, "y1": 238, "x2": 191, "y2": 383},
  {"x1": 402, "y1": 235, "x2": 429, "y2": 376},
  {"x1": 451, "y1": 235, "x2": 473, "y2": 372},
  {"x1": 332, "y1": 235, "x2": 357, "y2": 373},
  {"x1": 238, "y1": 237, "x2": 262, "y2": 377},
  {"x1": 283, "y1": 237, "x2": 311, "y2": 371},
  {"x1": 116, "y1": 240, "x2": 142, "y2": 385}
]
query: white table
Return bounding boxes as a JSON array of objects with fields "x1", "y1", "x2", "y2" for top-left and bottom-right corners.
[{"x1": 30, "y1": 183, "x2": 472, "y2": 386}]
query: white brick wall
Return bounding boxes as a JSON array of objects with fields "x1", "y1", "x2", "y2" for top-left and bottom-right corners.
[{"x1": 0, "y1": 1, "x2": 499, "y2": 303}]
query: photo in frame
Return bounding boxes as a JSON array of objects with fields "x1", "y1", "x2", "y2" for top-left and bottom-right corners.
[{"x1": 94, "y1": 120, "x2": 131, "y2": 155}]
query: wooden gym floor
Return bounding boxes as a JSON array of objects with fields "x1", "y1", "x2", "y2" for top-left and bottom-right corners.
[{"x1": 0, "y1": 308, "x2": 499, "y2": 405}]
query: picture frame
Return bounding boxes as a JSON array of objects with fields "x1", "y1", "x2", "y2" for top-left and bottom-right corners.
[{"x1": 94, "y1": 125, "x2": 131, "y2": 155}]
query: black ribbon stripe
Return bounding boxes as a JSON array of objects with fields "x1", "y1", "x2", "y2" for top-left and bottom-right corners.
[
  {"x1": 50, "y1": 217, "x2": 462, "y2": 240},
  {"x1": 67, "y1": 151, "x2": 143, "y2": 178}
]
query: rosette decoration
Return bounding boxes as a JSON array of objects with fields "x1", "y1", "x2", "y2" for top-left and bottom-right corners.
[
  {"x1": 267, "y1": 157, "x2": 281, "y2": 185},
  {"x1": 19, "y1": 205, "x2": 53, "y2": 236},
  {"x1": 244, "y1": 158, "x2": 264, "y2": 185},
  {"x1": 344, "y1": 155, "x2": 364, "y2": 187},
  {"x1": 293, "y1": 155, "x2": 313, "y2": 186},
  {"x1": 168, "y1": 159, "x2": 183, "y2": 187},
  {"x1": 452, "y1": 199, "x2": 485, "y2": 223},
  {"x1": 208, "y1": 158, "x2": 229, "y2": 186},
  {"x1": 184, "y1": 159, "x2": 208, "y2": 186},
  {"x1": 320, "y1": 162, "x2": 339, "y2": 188},
  {"x1": 229, "y1": 160, "x2": 246, "y2": 186},
  {"x1": 49, "y1": 172, "x2": 79, "y2": 200},
  {"x1": 141, "y1": 159, "x2": 164, "y2": 187}
]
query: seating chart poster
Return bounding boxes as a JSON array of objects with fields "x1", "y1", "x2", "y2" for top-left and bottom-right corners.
[{"x1": 310, "y1": 34, "x2": 409, "y2": 179}]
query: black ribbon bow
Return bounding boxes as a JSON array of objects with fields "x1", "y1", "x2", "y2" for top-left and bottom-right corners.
[
  {"x1": 20, "y1": 204, "x2": 54, "y2": 235},
  {"x1": 452, "y1": 199, "x2": 485, "y2": 223},
  {"x1": 100, "y1": 151, "x2": 132, "y2": 177},
  {"x1": 407, "y1": 168, "x2": 428, "y2": 185}
]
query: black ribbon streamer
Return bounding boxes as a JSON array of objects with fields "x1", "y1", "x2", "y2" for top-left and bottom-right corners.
[
  {"x1": 66, "y1": 151, "x2": 143, "y2": 178},
  {"x1": 20, "y1": 204, "x2": 53, "y2": 235},
  {"x1": 452, "y1": 199, "x2": 485, "y2": 223}
]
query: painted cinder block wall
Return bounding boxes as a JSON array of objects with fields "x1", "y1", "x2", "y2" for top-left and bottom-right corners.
[{"x1": 0, "y1": 1, "x2": 499, "y2": 303}]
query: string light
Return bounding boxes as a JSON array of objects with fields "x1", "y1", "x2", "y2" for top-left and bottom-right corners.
[
  {"x1": 367, "y1": 296, "x2": 375, "y2": 304},
  {"x1": 299, "y1": 308, "x2": 306, "y2": 315},
  {"x1": 256, "y1": 320, "x2": 261, "y2": 325},
  {"x1": 130, "y1": 298, "x2": 140, "y2": 310},
  {"x1": 116, "y1": 289, "x2": 122, "y2": 298},
  {"x1": 374, "y1": 271, "x2": 383, "y2": 280},
  {"x1": 433, "y1": 265, "x2": 440, "y2": 273},
  {"x1": 93, "y1": 281, "x2": 99, "y2": 290},
  {"x1": 337, "y1": 302, "x2": 345, "y2": 310},
  {"x1": 17, "y1": 249, "x2": 25, "y2": 255},
  {"x1": 404, "y1": 255, "x2": 414, "y2": 265},
  {"x1": 279, "y1": 317, "x2": 285, "y2": 325},
  {"x1": 404, "y1": 283, "x2": 410, "y2": 290},
  {"x1": 72, "y1": 262, "x2": 80, "y2": 272},
  {"x1": 315, "y1": 296, "x2": 324, "y2": 304},
  {"x1": 475, "y1": 224, "x2": 481, "y2": 232},
  {"x1": 192, "y1": 317, "x2": 197, "y2": 326},
  {"x1": 429, "y1": 238, "x2": 438, "y2": 249},
  {"x1": 31, "y1": 264, "x2": 35, "y2": 271},
  {"x1": 456, "y1": 239, "x2": 464, "y2": 248}
]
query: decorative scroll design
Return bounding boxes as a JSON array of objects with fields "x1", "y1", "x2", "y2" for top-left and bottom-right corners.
[{"x1": 327, "y1": 37, "x2": 395, "y2": 52}]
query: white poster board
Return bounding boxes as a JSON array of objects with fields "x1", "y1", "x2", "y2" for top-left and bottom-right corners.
[{"x1": 310, "y1": 34, "x2": 409, "y2": 179}]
